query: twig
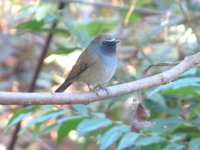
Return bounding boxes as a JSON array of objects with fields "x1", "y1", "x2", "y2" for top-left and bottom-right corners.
[
  {"x1": 143, "y1": 61, "x2": 180, "y2": 75},
  {"x1": 1, "y1": 52, "x2": 200, "y2": 105},
  {"x1": 7, "y1": 3, "x2": 65, "y2": 150},
  {"x1": 59, "y1": 0, "x2": 162, "y2": 15},
  {"x1": 124, "y1": 0, "x2": 137, "y2": 26}
]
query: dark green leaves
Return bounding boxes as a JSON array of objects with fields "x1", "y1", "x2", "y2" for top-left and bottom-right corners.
[
  {"x1": 164, "y1": 143, "x2": 184, "y2": 150},
  {"x1": 17, "y1": 20, "x2": 69, "y2": 35},
  {"x1": 57, "y1": 115, "x2": 86, "y2": 144},
  {"x1": 77, "y1": 118, "x2": 112, "y2": 136},
  {"x1": 117, "y1": 132, "x2": 140, "y2": 150},
  {"x1": 17, "y1": 20, "x2": 45, "y2": 32},
  {"x1": 149, "y1": 117, "x2": 184, "y2": 133},
  {"x1": 73, "y1": 104, "x2": 90, "y2": 114},
  {"x1": 189, "y1": 138, "x2": 200, "y2": 150},
  {"x1": 5, "y1": 106, "x2": 40, "y2": 132},
  {"x1": 135, "y1": 136, "x2": 165, "y2": 146},
  {"x1": 149, "y1": 77, "x2": 200, "y2": 96},
  {"x1": 100, "y1": 125, "x2": 130, "y2": 150},
  {"x1": 75, "y1": 20, "x2": 117, "y2": 36},
  {"x1": 20, "y1": 109, "x2": 68, "y2": 134},
  {"x1": 64, "y1": 21, "x2": 91, "y2": 48}
]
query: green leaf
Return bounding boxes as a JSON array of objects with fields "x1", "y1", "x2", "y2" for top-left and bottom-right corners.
[
  {"x1": 43, "y1": 15, "x2": 57, "y2": 23},
  {"x1": 170, "y1": 133, "x2": 187, "y2": 142},
  {"x1": 39, "y1": 28, "x2": 69, "y2": 35},
  {"x1": 149, "y1": 117, "x2": 184, "y2": 133},
  {"x1": 64, "y1": 21, "x2": 91, "y2": 48},
  {"x1": 164, "y1": 143, "x2": 184, "y2": 150},
  {"x1": 100, "y1": 125, "x2": 130, "y2": 150},
  {"x1": 173, "y1": 124, "x2": 200, "y2": 134},
  {"x1": 57, "y1": 115, "x2": 86, "y2": 144},
  {"x1": 148, "y1": 93, "x2": 167, "y2": 109},
  {"x1": 181, "y1": 68, "x2": 198, "y2": 77},
  {"x1": 121, "y1": 10, "x2": 140, "y2": 25},
  {"x1": 20, "y1": 109, "x2": 68, "y2": 134},
  {"x1": 5, "y1": 106, "x2": 39, "y2": 132},
  {"x1": 35, "y1": 4, "x2": 53, "y2": 21},
  {"x1": 117, "y1": 132, "x2": 140, "y2": 150},
  {"x1": 135, "y1": 136, "x2": 165, "y2": 146},
  {"x1": 77, "y1": 118, "x2": 112, "y2": 136},
  {"x1": 17, "y1": 20, "x2": 45, "y2": 31},
  {"x1": 163, "y1": 87, "x2": 200, "y2": 99},
  {"x1": 192, "y1": 116, "x2": 200, "y2": 125},
  {"x1": 37, "y1": 124, "x2": 59, "y2": 136},
  {"x1": 6, "y1": 113, "x2": 30, "y2": 132},
  {"x1": 149, "y1": 77, "x2": 200, "y2": 96},
  {"x1": 16, "y1": 5, "x2": 36, "y2": 20},
  {"x1": 17, "y1": 19, "x2": 69, "y2": 35},
  {"x1": 189, "y1": 138, "x2": 200, "y2": 150},
  {"x1": 91, "y1": 112, "x2": 106, "y2": 118},
  {"x1": 75, "y1": 20, "x2": 117, "y2": 36},
  {"x1": 73, "y1": 104, "x2": 89, "y2": 114},
  {"x1": 32, "y1": 123, "x2": 43, "y2": 140}
]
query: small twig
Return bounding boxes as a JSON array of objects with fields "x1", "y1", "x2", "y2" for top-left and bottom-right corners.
[
  {"x1": 124, "y1": 0, "x2": 137, "y2": 26},
  {"x1": 143, "y1": 61, "x2": 181, "y2": 76}
]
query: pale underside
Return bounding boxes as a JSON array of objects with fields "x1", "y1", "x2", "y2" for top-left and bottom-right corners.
[{"x1": 78, "y1": 55, "x2": 117, "y2": 86}]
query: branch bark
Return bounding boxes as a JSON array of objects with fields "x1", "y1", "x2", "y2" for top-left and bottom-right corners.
[{"x1": 1, "y1": 52, "x2": 200, "y2": 105}]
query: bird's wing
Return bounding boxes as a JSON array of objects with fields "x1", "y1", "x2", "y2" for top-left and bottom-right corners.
[{"x1": 66, "y1": 48, "x2": 96, "y2": 80}]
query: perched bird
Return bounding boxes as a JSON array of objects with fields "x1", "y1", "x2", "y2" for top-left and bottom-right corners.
[{"x1": 55, "y1": 34, "x2": 120, "y2": 93}]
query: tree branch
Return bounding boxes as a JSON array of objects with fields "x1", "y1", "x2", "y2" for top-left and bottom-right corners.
[{"x1": 1, "y1": 52, "x2": 200, "y2": 105}]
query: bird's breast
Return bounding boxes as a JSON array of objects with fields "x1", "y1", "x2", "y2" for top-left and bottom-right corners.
[{"x1": 78, "y1": 55, "x2": 117, "y2": 85}]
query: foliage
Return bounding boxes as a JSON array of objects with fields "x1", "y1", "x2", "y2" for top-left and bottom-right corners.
[{"x1": 1, "y1": 0, "x2": 200, "y2": 149}]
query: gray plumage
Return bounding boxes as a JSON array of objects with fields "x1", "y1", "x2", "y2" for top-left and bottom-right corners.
[{"x1": 55, "y1": 35, "x2": 119, "y2": 92}]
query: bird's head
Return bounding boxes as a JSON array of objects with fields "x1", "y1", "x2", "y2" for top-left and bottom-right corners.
[{"x1": 90, "y1": 35, "x2": 120, "y2": 55}]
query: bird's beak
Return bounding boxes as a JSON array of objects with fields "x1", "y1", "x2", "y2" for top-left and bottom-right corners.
[
  {"x1": 104, "y1": 38, "x2": 120, "y2": 44},
  {"x1": 110, "y1": 39, "x2": 120, "y2": 45}
]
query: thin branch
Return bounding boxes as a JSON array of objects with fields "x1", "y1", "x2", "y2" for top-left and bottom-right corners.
[
  {"x1": 28, "y1": 3, "x2": 65, "y2": 92},
  {"x1": 124, "y1": 0, "x2": 137, "y2": 26},
  {"x1": 1, "y1": 52, "x2": 200, "y2": 105},
  {"x1": 8, "y1": 3, "x2": 66, "y2": 150},
  {"x1": 59, "y1": 0, "x2": 162, "y2": 15},
  {"x1": 143, "y1": 61, "x2": 180, "y2": 75}
]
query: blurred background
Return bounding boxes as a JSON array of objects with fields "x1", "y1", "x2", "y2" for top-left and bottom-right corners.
[{"x1": 0, "y1": 0, "x2": 200, "y2": 150}]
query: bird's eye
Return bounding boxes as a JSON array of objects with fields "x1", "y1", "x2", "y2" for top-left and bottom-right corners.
[{"x1": 102, "y1": 41, "x2": 107, "y2": 45}]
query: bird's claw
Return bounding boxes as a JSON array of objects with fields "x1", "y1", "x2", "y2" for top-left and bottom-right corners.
[
  {"x1": 99, "y1": 85, "x2": 109, "y2": 95},
  {"x1": 87, "y1": 84, "x2": 109, "y2": 96},
  {"x1": 87, "y1": 84, "x2": 100, "y2": 96}
]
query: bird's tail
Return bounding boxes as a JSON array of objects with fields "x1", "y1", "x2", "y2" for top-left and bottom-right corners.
[{"x1": 55, "y1": 79, "x2": 73, "y2": 92}]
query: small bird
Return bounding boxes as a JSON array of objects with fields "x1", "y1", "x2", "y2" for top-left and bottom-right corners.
[{"x1": 55, "y1": 34, "x2": 120, "y2": 93}]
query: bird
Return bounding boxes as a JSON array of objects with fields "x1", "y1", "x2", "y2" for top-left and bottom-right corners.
[{"x1": 55, "y1": 34, "x2": 120, "y2": 94}]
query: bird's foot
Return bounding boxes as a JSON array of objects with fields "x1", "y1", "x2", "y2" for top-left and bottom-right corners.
[
  {"x1": 87, "y1": 84, "x2": 109, "y2": 96},
  {"x1": 87, "y1": 84, "x2": 100, "y2": 96},
  {"x1": 98, "y1": 85, "x2": 109, "y2": 95}
]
